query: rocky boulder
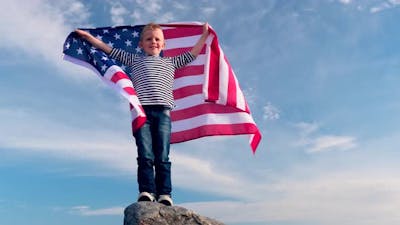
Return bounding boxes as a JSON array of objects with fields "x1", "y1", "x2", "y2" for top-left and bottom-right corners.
[{"x1": 123, "y1": 202, "x2": 225, "y2": 225}]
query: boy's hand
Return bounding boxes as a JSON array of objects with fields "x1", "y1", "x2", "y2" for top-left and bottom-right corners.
[
  {"x1": 74, "y1": 29, "x2": 112, "y2": 54},
  {"x1": 75, "y1": 29, "x2": 92, "y2": 40},
  {"x1": 202, "y1": 22, "x2": 209, "y2": 36}
]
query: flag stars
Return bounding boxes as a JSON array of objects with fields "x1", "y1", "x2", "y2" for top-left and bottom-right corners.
[
  {"x1": 125, "y1": 39, "x2": 132, "y2": 46},
  {"x1": 95, "y1": 34, "x2": 103, "y2": 40},
  {"x1": 101, "y1": 56, "x2": 109, "y2": 61},
  {"x1": 132, "y1": 31, "x2": 139, "y2": 38},
  {"x1": 114, "y1": 33, "x2": 121, "y2": 40},
  {"x1": 77, "y1": 47, "x2": 83, "y2": 54},
  {"x1": 90, "y1": 48, "x2": 97, "y2": 54},
  {"x1": 101, "y1": 64, "x2": 107, "y2": 71},
  {"x1": 107, "y1": 41, "x2": 114, "y2": 48},
  {"x1": 103, "y1": 29, "x2": 109, "y2": 34},
  {"x1": 65, "y1": 42, "x2": 70, "y2": 49},
  {"x1": 135, "y1": 46, "x2": 142, "y2": 53}
]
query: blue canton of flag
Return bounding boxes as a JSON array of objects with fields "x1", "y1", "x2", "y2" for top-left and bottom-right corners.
[{"x1": 63, "y1": 26, "x2": 146, "y2": 77}]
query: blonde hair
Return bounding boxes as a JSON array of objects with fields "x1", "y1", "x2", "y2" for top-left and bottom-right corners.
[{"x1": 140, "y1": 22, "x2": 163, "y2": 40}]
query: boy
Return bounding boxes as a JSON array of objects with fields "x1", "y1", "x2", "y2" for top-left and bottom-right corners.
[{"x1": 75, "y1": 22, "x2": 209, "y2": 206}]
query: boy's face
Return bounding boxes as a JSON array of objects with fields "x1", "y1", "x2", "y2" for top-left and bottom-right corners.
[{"x1": 139, "y1": 28, "x2": 165, "y2": 56}]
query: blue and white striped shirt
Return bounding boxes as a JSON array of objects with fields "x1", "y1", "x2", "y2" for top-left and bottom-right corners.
[{"x1": 109, "y1": 48, "x2": 195, "y2": 109}]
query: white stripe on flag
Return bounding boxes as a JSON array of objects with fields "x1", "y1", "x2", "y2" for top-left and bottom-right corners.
[
  {"x1": 173, "y1": 75, "x2": 204, "y2": 90},
  {"x1": 165, "y1": 35, "x2": 203, "y2": 49},
  {"x1": 172, "y1": 111, "x2": 255, "y2": 133},
  {"x1": 173, "y1": 94, "x2": 205, "y2": 110}
]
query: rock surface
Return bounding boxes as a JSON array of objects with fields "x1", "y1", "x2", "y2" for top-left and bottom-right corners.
[{"x1": 123, "y1": 202, "x2": 225, "y2": 225}]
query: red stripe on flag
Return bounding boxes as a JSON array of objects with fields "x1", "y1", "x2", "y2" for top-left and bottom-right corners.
[
  {"x1": 226, "y1": 56, "x2": 238, "y2": 107},
  {"x1": 207, "y1": 30, "x2": 220, "y2": 102},
  {"x1": 171, "y1": 123, "x2": 260, "y2": 144},
  {"x1": 110, "y1": 71, "x2": 129, "y2": 83},
  {"x1": 163, "y1": 27, "x2": 202, "y2": 39},
  {"x1": 174, "y1": 65, "x2": 204, "y2": 79},
  {"x1": 173, "y1": 85, "x2": 202, "y2": 100},
  {"x1": 131, "y1": 116, "x2": 147, "y2": 133},
  {"x1": 250, "y1": 130, "x2": 262, "y2": 154},
  {"x1": 123, "y1": 87, "x2": 137, "y2": 95},
  {"x1": 163, "y1": 47, "x2": 190, "y2": 56},
  {"x1": 172, "y1": 103, "x2": 242, "y2": 121}
]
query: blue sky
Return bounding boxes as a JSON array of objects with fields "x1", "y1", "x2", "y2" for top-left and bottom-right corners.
[{"x1": 1, "y1": 0, "x2": 400, "y2": 224}]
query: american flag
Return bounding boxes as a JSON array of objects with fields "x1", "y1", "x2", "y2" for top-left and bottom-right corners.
[{"x1": 63, "y1": 22, "x2": 261, "y2": 153}]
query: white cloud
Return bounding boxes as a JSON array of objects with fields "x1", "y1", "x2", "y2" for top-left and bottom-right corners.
[
  {"x1": 0, "y1": 107, "x2": 137, "y2": 174},
  {"x1": 109, "y1": 1, "x2": 129, "y2": 26},
  {"x1": 201, "y1": 7, "x2": 217, "y2": 17},
  {"x1": 172, "y1": 2, "x2": 187, "y2": 10},
  {"x1": 130, "y1": 10, "x2": 143, "y2": 24},
  {"x1": 44, "y1": 160, "x2": 400, "y2": 225},
  {"x1": 370, "y1": 0, "x2": 400, "y2": 13},
  {"x1": 128, "y1": 1, "x2": 174, "y2": 24},
  {"x1": 293, "y1": 122, "x2": 357, "y2": 153},
  {"x1": 57, "y1": 1, "x2": 91, "y2": 26},
  {"x1": 65, "y1": 169, "x2": 400, "y2": 225},
  {"x1": 295, "y1": 121, "x2": 319, "y2": 136},
  {"x1": 182, "y1": 172, "x2": 400, "y2": 225},
  {"x1": 338, "y1": 0, "x2": 352, "y2": 4},
  {"x1": 263, "y1": 102, "x2": 280, "y2": 120},
  {"x1": 135, "y1": 0, "x2": 161, "y2": 14},
  {"x1": 0, "y1": 107, "x2": 254, "y2": 197},
  {"x1": 0, "y1": 0, "x2": 93, "y2": 78},
  {"x1": 171, "y1": 152, "x2": 253, "y2": 199},
  {"x1": 308, "y1": 135, "x2": 357, "y2": 152},
  {"x1": 70, "y1": 205, "x2": 124, "y2": 216}
]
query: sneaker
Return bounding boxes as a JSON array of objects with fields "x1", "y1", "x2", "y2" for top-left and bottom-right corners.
[
  {"x1": 157, "y1": 195, "x2": 173, "y2": 206},
  {"x1": 137, "y1": 192, "x2": 156, "y2": 202}
]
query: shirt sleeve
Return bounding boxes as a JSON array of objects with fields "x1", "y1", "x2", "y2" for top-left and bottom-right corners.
[
  {"x1": 171, "y1": 52, "x2": 196, "y2": 69},
  {"x1": 109, "y1": 48, "x2": 138, "y2": 66}
]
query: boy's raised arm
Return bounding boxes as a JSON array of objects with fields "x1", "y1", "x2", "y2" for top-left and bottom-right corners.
[
  {"x1": 190, "y1": 23, "x2": 209, "y2": 57},
  {"x1": 75, "y1": 29, "x2": 112, "y2": 54}
]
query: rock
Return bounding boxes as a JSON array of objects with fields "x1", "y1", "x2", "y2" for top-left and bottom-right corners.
[{"x1": 123, "y1": 202, "x2": 225, "y2": 225}]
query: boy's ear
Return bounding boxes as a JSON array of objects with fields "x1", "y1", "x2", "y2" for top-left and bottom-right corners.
[{"x1": 138, "y1": 41, "x2": 143, "y2": 48}]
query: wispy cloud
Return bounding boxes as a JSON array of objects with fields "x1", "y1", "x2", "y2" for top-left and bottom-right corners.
[
  {"x1": 70, "y1": 205, "x2": 123, "y2": 216},
  {"x1": 263, "y1": 102, "x2": 280, "y2": 120},
  {"x1": 0, "y1": 0, "x2": 94, "y2": 79},
  {"x1": 65, "y1": 168, "x2": 400, "y2": 224},
  {"x1": 109, "y1": 1, "x2": 129, "y2": 26},
  {"x1": 201, "y1": 7, "x2": 217, "y2": 17},
  {"x1": 294, "y1": 122, "x2": 357, "y2": 153},
  {"x1": 370, "y1": 0, "x2": 400, "y2": 13},
  {"x1": 338, "y1": 0, "x2": 352, "y2": 4},
  {"x1": 0, "y1": 106, "x2": 257, "y2": 198},
  {"x1": 308, "y1": 135, "x2": 357, "y2": 152},
  {"x1": 136, "y1": 0, "x2": 162, "y2": 14},
  {"x1": 182, "y1": 171, "x2": 400, "y2": 225}
]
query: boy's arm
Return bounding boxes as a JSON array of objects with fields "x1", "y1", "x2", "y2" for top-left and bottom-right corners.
[
  {"x1": 190, "y1": 23, "x2": 209, "y2": 57},
  {"x1": 75, "y1": 29, "x2": 112, "y2": 54}
]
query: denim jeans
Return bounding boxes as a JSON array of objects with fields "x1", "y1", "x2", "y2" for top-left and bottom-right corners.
[{"x1": 134, "y1": 105, "x2": 172, "y2": 196}]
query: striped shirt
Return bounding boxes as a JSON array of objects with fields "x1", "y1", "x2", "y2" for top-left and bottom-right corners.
[{"x1": 109, "y1": 48, "x2": 195, "y2": 109}]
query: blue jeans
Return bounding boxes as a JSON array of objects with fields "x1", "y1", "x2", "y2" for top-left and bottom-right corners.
[{"x1": 134, "y1": 105, "x2": 172, "y2": 196}]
